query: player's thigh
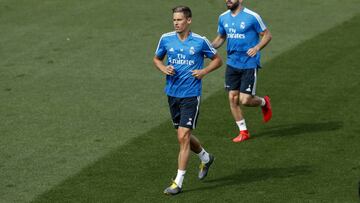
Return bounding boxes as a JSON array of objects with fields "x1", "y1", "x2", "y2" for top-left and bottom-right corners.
[{"x1": 177, "y1": 126, "x2": 192, "y2": 139}]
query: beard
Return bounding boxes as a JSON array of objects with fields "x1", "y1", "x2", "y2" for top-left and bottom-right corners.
[{"x1": 227, "y1": 1, "x2": 240, "y2": 11}]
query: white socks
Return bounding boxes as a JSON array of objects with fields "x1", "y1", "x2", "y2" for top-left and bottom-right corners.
[
  {"x1": 260, "y1": 97, "x2": 266, "y2": 106},
  {"x1": 174, "y1": 169, "x2": 186, "y2": 188},
  {"x1": 197, "y1": 148, "x2": 210, "y2": 164},
  {"x1": 174, "y1": 148, "x2": 211, "y2": 188},
  {"x1": 236, "y1": 119, "x2": 247, "y2": 131}
]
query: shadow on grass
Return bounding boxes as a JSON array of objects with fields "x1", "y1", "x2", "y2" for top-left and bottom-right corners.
[
  {"x1": 185, "y1": 165, "x2": 311, "y2": 193},
  {"x1": 255, "y1": 121, "x2": 343, "y2": 138}
]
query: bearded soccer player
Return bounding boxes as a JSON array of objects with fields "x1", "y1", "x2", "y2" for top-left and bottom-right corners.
[
  {"x1": 212, "y1": 0, "x2": 272, "y2": 143},
  {"x1": 153, "y1": 6, "x2": 222, "y2": 195}
]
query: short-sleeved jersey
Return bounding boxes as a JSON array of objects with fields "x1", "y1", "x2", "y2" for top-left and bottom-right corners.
[
  {"x1": 155, "y1": 31, "x2": 217, "y2": 98},
  {"x1": 217, "y1": 8, "x2": 267, "y2": 69}
]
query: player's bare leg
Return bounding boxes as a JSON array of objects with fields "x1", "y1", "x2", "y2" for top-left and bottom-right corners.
[
  {"x1": 190, "y1": 134, "x2": 214, "y2": 179},
  {"x1": 240, "y1": 93, "x2": 272, "y2": 123},
  {"x1": 239, "y1": 93, "x2": 262, "y2": 107},
  {"x1": 190, "y1": 134, "x2": 201, "y2": 153},
  {"x1": 229, "y1": 90, "x2": 244, "y2": 121},
  {"x1": 164, "y1": 127, "x2": 190, "y2": 195},
  {"x1": 177, "y1": 127, "x2": 191, "y2": 171},
  {"x1": 228, "y1": 91, "x2": 250, "y2": 142}
]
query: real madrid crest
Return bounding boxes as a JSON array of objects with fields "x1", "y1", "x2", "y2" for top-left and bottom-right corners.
[
  {"x1": 240, "y1": 21, "x2": 246, "y2": 29},
  {"x1": 189, "y1": 47, "x2": 195, "y2": 55}
]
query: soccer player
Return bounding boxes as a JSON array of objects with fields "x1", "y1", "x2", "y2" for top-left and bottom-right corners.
[
  {"x1": 212, "y1": 0, "x2": 272, "y2": 142},
  {"x1": 153, "y1": 6, "x2": 222, "y2": 195}
]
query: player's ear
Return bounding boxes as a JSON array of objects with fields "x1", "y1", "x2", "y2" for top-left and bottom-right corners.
[{"x1": 187, "y1": 17, "x2": 192, "y2": 24}]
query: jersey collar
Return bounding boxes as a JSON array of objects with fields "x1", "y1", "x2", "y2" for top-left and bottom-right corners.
[{"x1": 176, "y1": 31, "x2": 192, "y2": 43}]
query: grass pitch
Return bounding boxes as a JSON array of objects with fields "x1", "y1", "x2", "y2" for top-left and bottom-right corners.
[
  {"x1": 0, "y1": 0, "x2": 359, "y2": 202},
  {"x1": 33, "y1": 14, "x2": 360, "y2": 202}
]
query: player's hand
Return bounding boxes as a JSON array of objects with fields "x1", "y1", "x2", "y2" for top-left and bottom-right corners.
[
  {"x1": 247, "y1": 46, "x2": 260, "y2": 57},
  {"x1": 192, "y1": 69, "x2": 206, "y2": 79},
  {"x1": 164, "y1": 65, "x2": 175, "y2": 76}
]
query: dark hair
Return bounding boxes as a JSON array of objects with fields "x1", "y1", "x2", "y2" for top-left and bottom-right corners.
[{"x1": 172, "y1": 6, "x2": 192, "y2": 18}]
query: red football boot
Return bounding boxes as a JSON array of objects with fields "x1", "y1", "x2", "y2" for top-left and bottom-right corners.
[
  {"x1": 261, "y1": 96, "x2": 272, "y2": 123},
  {"x1": 232, "y1": 130, "x2": 250, "y2": 143}
]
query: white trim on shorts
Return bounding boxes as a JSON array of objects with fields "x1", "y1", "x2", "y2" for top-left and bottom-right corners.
[
  {"x1": 252, "y1": 69, "x2": 258, "y2": 95},
  {"x1": 192, "y1": 96, "x2": 201, "y2": 129}
]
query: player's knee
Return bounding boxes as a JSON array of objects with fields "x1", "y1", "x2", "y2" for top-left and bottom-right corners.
[
  {"x1": 177, "y1": 130, "x2": 191, "y2": 144},
  {"x1": 228, "y1": 94, "x2": 239, "y2": 105},
  {"x1": 178, "y1": 135, "x2": 190, "y2": 144}
]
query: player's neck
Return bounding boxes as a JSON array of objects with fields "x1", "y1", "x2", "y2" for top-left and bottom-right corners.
[{"x1": 177, "y1": 30, "x2": 191, "y2": 41}]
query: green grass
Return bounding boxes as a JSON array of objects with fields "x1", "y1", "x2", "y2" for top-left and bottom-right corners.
[
  {"x1": 1, "y1": 0, "x2": 359, "y2": 202},
  {"x1": 32, "y1": 14, "x2": 360, "y2": 202}
]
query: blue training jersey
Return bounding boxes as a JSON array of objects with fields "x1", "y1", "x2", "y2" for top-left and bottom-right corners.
[
  {"x1": 217, "y1": 7, "x2": 267, "y2": 69},
  {"x1": 155, "y1": 32, "x2": 217, "y2": 98}
]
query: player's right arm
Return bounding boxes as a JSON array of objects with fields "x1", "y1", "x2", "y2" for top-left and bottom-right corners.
[
  {"x1": 153, "y1": 56, "x2": 175, "y2": 76},
  {"x1": 212, "y1": 15, "x2": 227, "y2": 49},
  {"x1": 154, "y1": 35, "x2": 175, "y2": 76},
  {"x1": 211, "y1": 35, "x2": 226, "y2": 49}
]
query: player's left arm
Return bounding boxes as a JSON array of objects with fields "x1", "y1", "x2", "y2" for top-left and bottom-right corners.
[
  {"x1": 192, "y1": 54, "x2": 222, "y2": 79},
  {"x1": 247, "y1": 28, "x2": 272, "y2": 57}
]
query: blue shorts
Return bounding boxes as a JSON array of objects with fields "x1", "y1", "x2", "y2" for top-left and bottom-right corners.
[
  {"x1": 225, "y1": 65, "x2": 258, "y2": 95},
  {"x1": 168, "y1": 96, "x2": 201, "y2": 129}
]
